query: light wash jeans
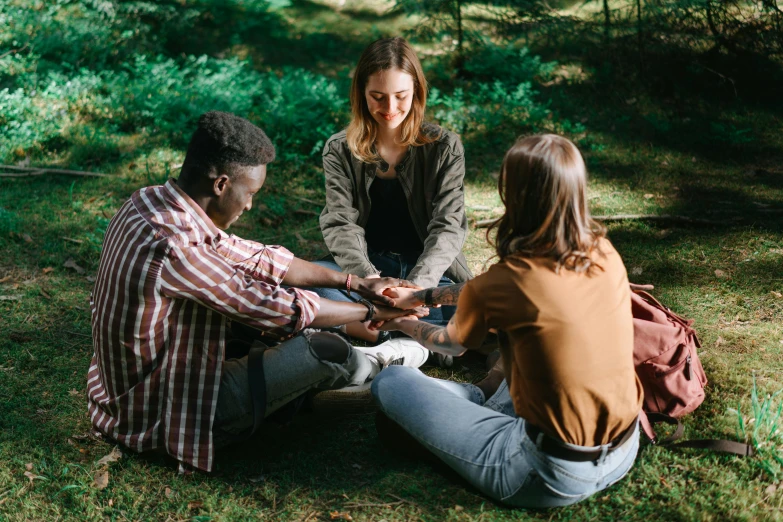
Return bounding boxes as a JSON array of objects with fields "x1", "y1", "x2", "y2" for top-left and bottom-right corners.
[
  {"x1": 213, "y1": 332, "x2": 375, "y2": 445},
  {"x1": 371, "y1": 366, "x2": 640, "y2": 508},
  {"x1": 309, "y1": 253, "x2": 455, "y2": 327}
]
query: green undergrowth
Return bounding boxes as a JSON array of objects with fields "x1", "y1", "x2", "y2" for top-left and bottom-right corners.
[{"x1": 1, "y1": 0, "x2": 783, "y2": 520}]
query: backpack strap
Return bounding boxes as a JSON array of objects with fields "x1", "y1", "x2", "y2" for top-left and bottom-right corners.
[{"x1": 642, "y1": 411, "x2": 755, "y2": 457}]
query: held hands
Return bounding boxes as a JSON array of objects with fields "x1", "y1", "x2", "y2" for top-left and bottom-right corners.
[
  {"x1": 353, "y1": 276, "x2": 421, "y2": 307},
  {"x1": 380, "y1": 286, "x2": 425, "y2": 310},
  {"x1": 368, "y1": 315, "x2": 420, "y2": 332},
  {"x1": 372, "y1": 304, "x2": 429, "y2": 322}
]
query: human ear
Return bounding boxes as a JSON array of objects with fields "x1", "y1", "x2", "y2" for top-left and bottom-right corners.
[{"x1": 213, "y1": 175, "x2": 230, "y2": 196}]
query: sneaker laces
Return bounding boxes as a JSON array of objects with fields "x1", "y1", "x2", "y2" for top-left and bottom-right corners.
[{"x1": 373, "y1": 352, "x2": 405, "y2": 369}]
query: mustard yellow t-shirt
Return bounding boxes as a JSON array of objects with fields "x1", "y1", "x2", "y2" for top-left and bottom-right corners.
[{"x1": 454, "y1": 239, "x2": 643, "y2": 446}]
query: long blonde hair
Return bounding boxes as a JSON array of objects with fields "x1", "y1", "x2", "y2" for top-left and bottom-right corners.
[
  {"x1": 489, "y1": 134, "x2": 606, "y2": 273},
  {"x1": 346, "y1": 37, "x2": 437, "y2": 163}
]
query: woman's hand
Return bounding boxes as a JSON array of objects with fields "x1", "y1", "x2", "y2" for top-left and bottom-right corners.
[
  {"x1": 354, "y1": 277, "x2": 421, "y2": 306},
  {"x1": 368, "y1": 315, "x2": 421, "y2": 332},
  {"x1": 381, "y1": 286, "x2": 424, "y2": 309},
  {"x1": 372, "y1": 304, "x2": 428, "y2": 322}
]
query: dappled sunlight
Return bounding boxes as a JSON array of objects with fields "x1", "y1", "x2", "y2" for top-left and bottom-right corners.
[{"x1": 1, "y1": 0, "x2": 783, "y2": 519}]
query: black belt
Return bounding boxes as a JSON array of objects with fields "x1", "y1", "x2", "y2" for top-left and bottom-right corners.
[{"x1": 525, "y1": 419, "x2": 637, "y2": 462}]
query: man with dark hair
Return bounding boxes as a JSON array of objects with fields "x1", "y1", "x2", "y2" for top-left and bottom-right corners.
[{"x1": 87, "y1": 111, "x2": 423, "y2": 472}]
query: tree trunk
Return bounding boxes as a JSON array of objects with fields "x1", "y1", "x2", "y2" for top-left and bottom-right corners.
[
  {"x1": 455, "y1": 0, "x2": 465, "y2": 76},
  {"x1": 603, "y1": 0, "x2": 611, "y2": 38},
  {"x1": 636, "y1": 0, "x2": 644, "y2": 69}
]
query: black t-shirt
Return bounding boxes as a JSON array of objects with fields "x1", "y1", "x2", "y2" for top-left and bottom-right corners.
[{"x1": 364, "y1": 177, "x2": 424, "y2": 256}]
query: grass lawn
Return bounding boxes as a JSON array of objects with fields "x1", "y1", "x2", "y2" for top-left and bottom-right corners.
[{"x1": 1, "y1": 0, "x2": 782, "y2": 520}]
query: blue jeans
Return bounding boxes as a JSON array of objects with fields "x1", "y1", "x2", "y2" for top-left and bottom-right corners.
[
  {"x1": 214, "y1": 332, "x2": 376, "y2": 446},
  {"x1": 371, "y1": 366, "x2": 640, "y2": 508},
  {"x1": 310, "y1": 252, "x2": 455, "y2": 326}
]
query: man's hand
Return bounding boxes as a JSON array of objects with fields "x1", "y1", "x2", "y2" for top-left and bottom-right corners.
[{"x1": 354, "y1": 277, "x2": 420, "y2": 306}]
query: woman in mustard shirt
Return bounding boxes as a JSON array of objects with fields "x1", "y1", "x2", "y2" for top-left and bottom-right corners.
[{"x1": 371, "y1": 134, "x2": 643, "y2": 508}]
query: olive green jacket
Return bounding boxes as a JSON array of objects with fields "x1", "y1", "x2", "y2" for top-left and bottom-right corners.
[{"x1": 319, "y1": 126, "x2": 472, "y2": 288}]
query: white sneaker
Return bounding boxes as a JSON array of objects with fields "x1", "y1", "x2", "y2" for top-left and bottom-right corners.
[{"x1": 355, "y1": 338, "x2": 429, "y2": 371}]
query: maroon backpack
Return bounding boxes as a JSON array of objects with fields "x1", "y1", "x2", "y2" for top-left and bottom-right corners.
[{"x1": 631, "y1": 289, "x2": 753, "y2": 456}]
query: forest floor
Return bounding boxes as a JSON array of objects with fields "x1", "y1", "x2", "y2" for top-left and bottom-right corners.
[{"x1": 0, "y1": 0, "x2": 782, "y2": 520}]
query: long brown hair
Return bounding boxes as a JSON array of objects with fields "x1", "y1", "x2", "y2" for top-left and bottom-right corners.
[
  {"x1": 346, "y1": 37, "x2": 437, "y2": 163},
  {"x1": 489, "y1": 134, "x2": 606, "y2": 273}
]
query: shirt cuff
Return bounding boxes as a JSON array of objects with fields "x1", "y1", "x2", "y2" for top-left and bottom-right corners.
[{"x1": 291, "y1": 288, "x2": 321, "y2": 332}]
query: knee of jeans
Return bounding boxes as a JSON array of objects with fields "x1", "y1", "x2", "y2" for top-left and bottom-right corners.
[
  {"x1": 309, "y1": 332, "x2": 351, "y2": 363},
  {"x1": 370, "y1": 365, "x2": 411, "y2": 403}
]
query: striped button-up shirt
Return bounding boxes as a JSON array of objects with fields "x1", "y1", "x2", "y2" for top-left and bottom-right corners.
[{"x1": 87, "y1": 180, "x2": 320, "y2": 471}]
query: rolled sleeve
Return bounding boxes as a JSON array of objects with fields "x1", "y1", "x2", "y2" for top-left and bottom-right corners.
[
  {"x1": 215, "y1": 235, "x2": 294, "y2": 285},
  {"x1": 290, "y1": 288, "x2": 320, "y2": 332},
  {"x1": 160, "y1": 241, "x2": 312, "y2": 339}
]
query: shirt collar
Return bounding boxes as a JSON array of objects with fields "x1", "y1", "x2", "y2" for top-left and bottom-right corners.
[{"x1": 163, "y1": 179, "x2": 224, "y2": 240}]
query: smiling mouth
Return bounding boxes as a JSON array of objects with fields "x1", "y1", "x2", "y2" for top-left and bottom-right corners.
[{"x1": 380, "y1": 112, "x2": 399, "y2": 121}]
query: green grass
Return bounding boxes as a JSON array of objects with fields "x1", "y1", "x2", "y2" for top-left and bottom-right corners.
[{"x1": 2, "y1": 0, "x2": 783, "y2": 520}]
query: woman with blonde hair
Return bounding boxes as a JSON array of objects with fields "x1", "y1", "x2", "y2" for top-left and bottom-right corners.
[
  {"x1": 371, "y1": 134, "x2": 643, "y2": 508},
  {"x1": 313, "y1": 37, "x2": 471, "y2": 351}
]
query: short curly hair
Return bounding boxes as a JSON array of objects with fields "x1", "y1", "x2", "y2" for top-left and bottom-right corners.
[{"x1": 180, "y1": 111, "x2": 275, "y2": 182}]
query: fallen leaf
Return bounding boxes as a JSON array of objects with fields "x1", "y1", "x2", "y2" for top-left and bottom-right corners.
[
  {"x1": 69, "y1": 389, "x2": 81, "y2": 397},
  {"x1": 0, "y1": 275, "x2": 11, "y2": 283},
  {"x1": 40, "y1": 289, "x2": 51, "y2": 299},
  {"x1": 63, "y1": 258, "x2": 86, "y2": 275},
  {"x1": 96, "y1": 447, "x2": 123, "y2": 466},
  {"x1": 631, "y1": 267, "x2": 643, "y2": 276},
  {"x1": 0, "y1": 295, "x2": 23, "y2": 301},
  {"x1": 108, "y1": 498, "x2": 114, "y2": 507},
  {"x1": 165, "y1": 487, "x2": 173, "y2": 498},
  {"x1": 25, "y1": 463, "x2": 33, "y2": 471},
  {"x1": 656, "y1": 229, "x2": 672, "y2": 239},
  {"x1": 771, "y1": 291, "x2": 782, "y2": 298},
  {"x1": 454, "y1": 505, "x2": 464, "y2": 511},
  {"x1": 765, "y1": 484, "x2": 777, "y2": 496},
  {"x1": 644, "y1": 193, "x2": 654, "y2": 199},
  {"x1": 22, "y1": 233, "x2": 33, "y2": 243},
  {"x1": 42, "y1": 267, "x2": 54, "y2": 274},
  {"x1": 187, "y1": 501, "x2": 204, "y2": 510},
  {"x1": 93, "y1": 470, "x2": 109, "y2": 490},
  {"x1": 24, "y1": 471, "x2": 46, "y2": 484},
  {"x1": 86, "y1": 275, "x2": 96, "y2": 283},
  {"x1": 715, "y1": 336, "x2": 725, "y2": 346},
  {"x1": 329, "y1": 512, "x2": 353, "y2": 521},
  {"x1": 714, "y1": 269, "x2": 726, "y2": 278}
]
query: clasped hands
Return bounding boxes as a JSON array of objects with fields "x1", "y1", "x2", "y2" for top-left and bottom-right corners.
[{"x1": 353, "y1": 276, "x2": 427, "y2": 330}]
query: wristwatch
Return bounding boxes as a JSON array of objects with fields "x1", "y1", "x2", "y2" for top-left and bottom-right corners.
[{"x1": 358, "y1": 298, "x2": 376, "y2": 322}]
